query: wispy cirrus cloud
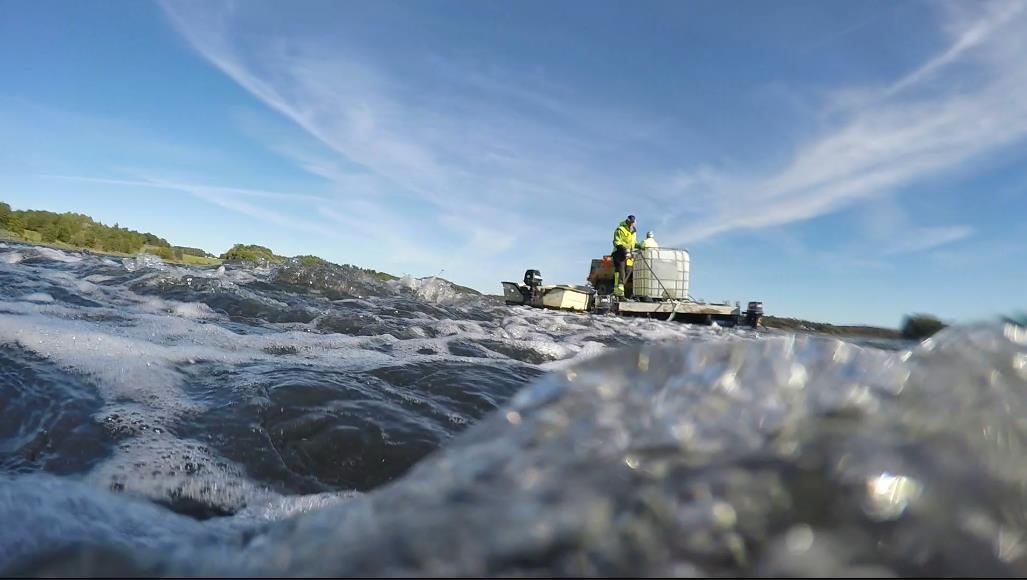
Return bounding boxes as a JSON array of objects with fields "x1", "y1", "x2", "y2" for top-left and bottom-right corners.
[
  {"x1": 159, "y1": 1, "x2": 653, "y2": 254},
  {"x1": 883, "y1": 225, "x2": 974, "y2": 255},
  {"x1": 44, "y1": 173, "x2": 439, "y2": 264},
  {"x1": 669, "y1": 2, "x2": 1027, "y2": 246},
  {"x1": 45, "y1": 174, "x2": 340, "y2": 236},
  {"x1": 157, "y1": 0, "x2": 1025, "y2": 290}
]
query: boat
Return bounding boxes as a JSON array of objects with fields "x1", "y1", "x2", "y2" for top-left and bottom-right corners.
[
  {"x1": 502, "y1": 281, "x2": 591, "y2": 312},
  {"x1": 502, "y1": 248, "x2": 763, "y2": 327}
]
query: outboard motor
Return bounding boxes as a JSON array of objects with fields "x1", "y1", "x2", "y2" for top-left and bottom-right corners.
[
  {"x1": 744, "y1": 301, "x2": 763, "y2": 329},
  {"x1": 523, "y1": 269, "x2": 543, "y2": 287},
  {"x1": 522, "y1": 269, "x2": 543, "y2": 304}
]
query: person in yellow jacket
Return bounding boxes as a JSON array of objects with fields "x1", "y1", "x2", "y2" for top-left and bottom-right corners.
[
  {"x1": 641, "y1": 231, "x2": 659, "y2": 249},
  {"x1": 611, "y1": 215, "x2": 643, "y2": 297}
]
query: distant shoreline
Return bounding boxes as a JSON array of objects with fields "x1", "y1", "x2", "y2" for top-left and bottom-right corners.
[
  {"x1": 0, "y1": 228, "x2": 221, "y2": 267},
  {"x1": 759, "y1": 315, "x2": 902, "y2": 340},
  {"x1": 1, "y1": 232, "x2": 902, "y2": 338},
  {"x1": 0, "y1": 202, "x2": 934, "y2": 337},
  {"x1": 0, "y1": 231, "x2": 481, "y2": 296}
]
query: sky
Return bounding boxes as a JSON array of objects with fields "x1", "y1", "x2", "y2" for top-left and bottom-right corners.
[{"x1": 0, "y1": 0, "x2": 1025, "y2": 327}]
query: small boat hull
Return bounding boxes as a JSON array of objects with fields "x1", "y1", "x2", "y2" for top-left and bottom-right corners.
[
  {"x1": 501, "y1": 281, "x2": 525, "y2": 305},
  {"x1": 540, "y1": 286, "x2": 591, "y2": 311}
]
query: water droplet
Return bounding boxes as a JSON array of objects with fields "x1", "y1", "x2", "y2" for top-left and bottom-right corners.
[
  {"x1": 787, "y1": 363, "x2": 807, "y2": 389},
  {"x1": 1003, "y1": 323, "x2": 1026, "y2": 344},
  {"x1": 637, "y1": 352, "x2": 650, "y2": 372},
  {"x1": 864, "y1": 472, "x2": 922, "y2": 521},
  {"x1": 672, "y1": 421, "x2": 695, "y2": 442},
  {"x1": 711, "y1": 501, "x2": 737, "y2": 529},
  {"x1": 996, "y1": 526, "x2": 1026, "y2": 563},
  {"x1": 785, "y1": 524, "x2": 815, "y2": 553}
]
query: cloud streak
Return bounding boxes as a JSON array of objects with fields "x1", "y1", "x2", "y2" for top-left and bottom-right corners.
[
  {"x1": 159, "y1": 3, "x2": 651, "y2": 244},
  {"x1": 44, "y1": 173, "x2": 441, "y2": 265},
  {"x1": 885, "y1": 225, "x2": 975, "y2": 255},
  {"x1": 156, "y1": 1, "x2": 1027, "y2": 293},
  {"x1": 669, "y1": 3, "x2": 1027, "y2": 246}
]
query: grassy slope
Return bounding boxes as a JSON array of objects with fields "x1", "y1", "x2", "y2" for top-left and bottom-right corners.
[
  {"x1": 3, "y1": 229, "x2": 222, "y2": 266},
  {"x1": 1, "y1": 228, "x2": 478, "y2": 293}
]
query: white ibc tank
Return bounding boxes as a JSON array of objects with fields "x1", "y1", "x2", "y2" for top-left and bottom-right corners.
[{"x1": 632, "y1": 248, "x2": 690, "y2": 300}]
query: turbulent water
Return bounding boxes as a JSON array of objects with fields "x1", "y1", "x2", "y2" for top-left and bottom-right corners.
[{"x1": 0, "y1": 242, "x2": 1025, "y2": 577}]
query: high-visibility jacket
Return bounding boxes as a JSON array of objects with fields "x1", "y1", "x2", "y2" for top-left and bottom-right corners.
[
  {"x1": 612, "y1": 221, "x2": 638, "y2": 253},
  {"x1": 641, "y1": 236, "x2": 659, "y2": 249}
]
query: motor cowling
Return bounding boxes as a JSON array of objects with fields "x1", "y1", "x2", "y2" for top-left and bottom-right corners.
[
  {"x1": 523, "y1": 269, "x2": 542, "y2": 287},
  {"x1": 745, "y1": 301, "x2": 763, "y2": 328},
  {"x1": 520, "y1": 269, "x2": 543, "y2": 304}
]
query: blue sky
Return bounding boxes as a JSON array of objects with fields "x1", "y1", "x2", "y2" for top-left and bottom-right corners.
[{"x1": 1, "y1": 0, "x2": 1025, "y2": 327}]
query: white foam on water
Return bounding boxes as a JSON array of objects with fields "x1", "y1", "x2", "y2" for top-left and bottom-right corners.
[
  {"x1": 226, "y1": 491, "x2": 360, "y2": 524},
  {"x1": 98, "y1": 402, "x2": 174, "y2": 437},
  {"x1": 0, "y1": 254, "x2": 753, "y2": 423},
  {"x1": 7, "y1": 247, "x2": 1027, "y2": 577},
  {"x1": 0, "y1": 269, "x2": 408, "y2": 521},
  {"x1": 172, "y1": 302, "x2": 220, "y2": 319},
  {"x1": 355, "y1": 301, "x2": 763, "y2": 376},
  {"x1": 0, "y1": 257, "x2": 826, "y2": 519},
  {"x1": 389, "y1": 275, "x2": 472, "y2": 305},
  {"x1": 87, "y1": 435, "x2": 273, "y2": 515},
  {"x1": 0, "y1": 251, "x2": 23, "y2": 264},
  {"x1": 34, "y1": 247, "x2": 81, "y2": 262},
  {"x1": 538, "y1": 340, "x2": 609, "y2": 370},
  {"x1": 0, "y1": 312, "x2": 201, "y2": 427},
  {"x1": 0, "y1": 294, "x2": 345, "y2": 390},
  {"x1": 137, "y1": 296, "x2": 182, "y2": 315},
  {"x1": 122, "y1": 254, "x2": 166, "y2": 272}
]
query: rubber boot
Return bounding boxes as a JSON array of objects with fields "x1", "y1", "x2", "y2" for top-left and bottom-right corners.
[{"x1": 613, "y1": 273, "x2": 624, "y2": 297}]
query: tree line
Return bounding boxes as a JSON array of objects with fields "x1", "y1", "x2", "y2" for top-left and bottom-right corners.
[
  {"x1": 0, "y1": 201, "x2": 213, "y2": 260},
  {"x1": 0, "y1": 201, "x2": 951, "y2": 329}
]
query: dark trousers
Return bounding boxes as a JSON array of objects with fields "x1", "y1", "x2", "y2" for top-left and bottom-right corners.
[{"x1": 611, "y1": 248, "x2": 628, "y2": 287}]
